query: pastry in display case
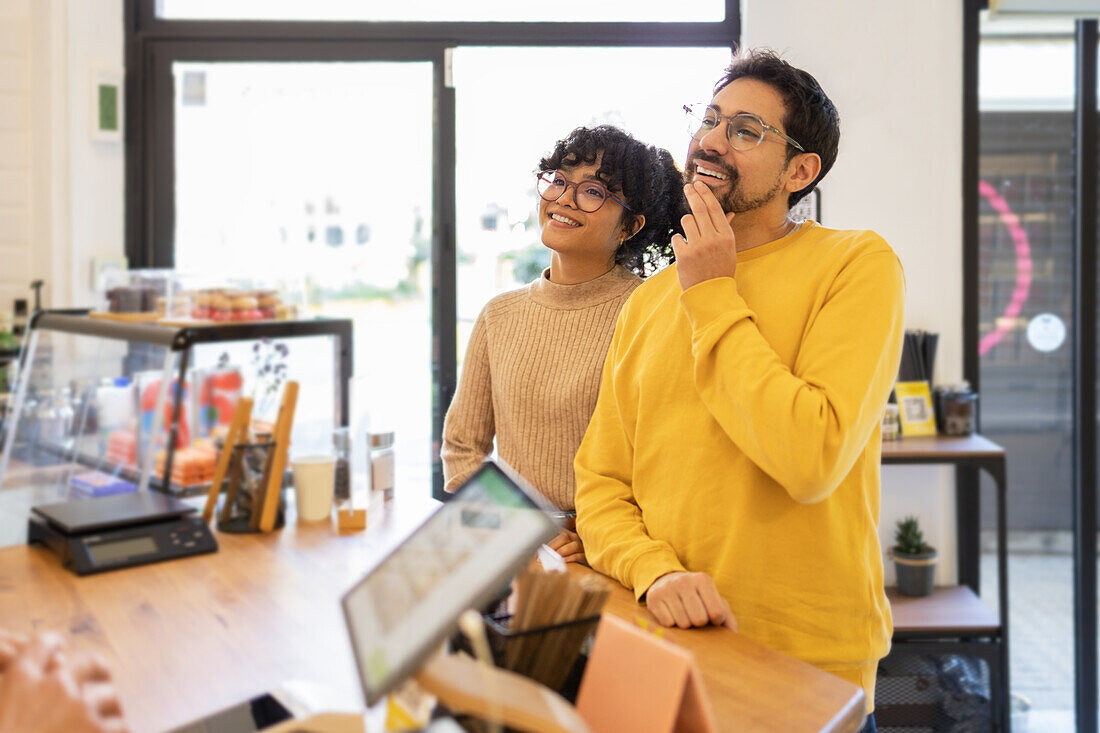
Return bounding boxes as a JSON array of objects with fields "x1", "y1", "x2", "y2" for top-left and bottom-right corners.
[
  {"x1": 177, "y1": 286, "x2": 298, "y2": 324},
  {"x1": 0, "y1": 310, "x2": 352, "y2": 502},
  {"x1": 93, "y1": 268, "x2": 190, "y2": 322}
]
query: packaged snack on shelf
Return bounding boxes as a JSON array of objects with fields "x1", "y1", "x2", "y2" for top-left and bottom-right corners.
[
  {"x1": 156, "y1": 439, "x2": 218, "y2": 488},
  {"x1": 70, "y1": 470, "x2": 137, "y2": 498},
  {"x1": 198, "y1": 367, "x2": 243, "y2": 437},
  {"x1": 137, "y1": 372, "x2": 192, "y2": 449},
  {"x1": 106, "y1": 430, "x2": 137, "y2": 468}
]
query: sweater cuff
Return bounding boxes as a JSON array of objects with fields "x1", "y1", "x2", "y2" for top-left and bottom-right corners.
[
  {"x1": 678, "y1": 276, "x2": 754, "y2": 331},
  {"x1": 629, "y1": 548, "x2": 688, "y2": 602}
]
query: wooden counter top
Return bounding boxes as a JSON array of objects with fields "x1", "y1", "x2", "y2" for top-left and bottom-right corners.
[
  {"x1": 0, "y1": 493, "x2": 438, "y2": 733},
  {"x1": 0, "y1": 491, "x2": 864, "y2": 733},
  {"x1": 572, "y1": 565, "x2": 866, "y2": 733}
]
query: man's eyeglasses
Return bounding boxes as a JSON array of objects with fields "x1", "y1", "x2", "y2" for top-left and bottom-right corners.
[
  {"x1": 536, "y1": 170, "x2": 633, "y2": 213},
  {"x1": 683, "y1": 103, "x2": 805, "y2": 153}
]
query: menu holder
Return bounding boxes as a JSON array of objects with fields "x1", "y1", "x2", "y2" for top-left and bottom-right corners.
[
  {"x1": 576, "y1": 614, "x2": 717, "y2": 733},
  {"x1": 895, "y1": 380, "x2": 937, "y2": 437}
]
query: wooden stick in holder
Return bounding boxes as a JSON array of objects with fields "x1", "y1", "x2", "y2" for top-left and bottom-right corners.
[
  {"x1": 259, "y1": 381, "x2": 298, "y2": 532},
  {"x1": 497, "y1": 565, "x2": 610, "y2": 692},
  {"x1": 203, "y1": 397, "x2": 253, "y2": 523}
]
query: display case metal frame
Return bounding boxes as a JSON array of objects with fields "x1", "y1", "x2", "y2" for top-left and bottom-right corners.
[{"x1": 1, "y1": 309, "x2": 352, "y2": 497}]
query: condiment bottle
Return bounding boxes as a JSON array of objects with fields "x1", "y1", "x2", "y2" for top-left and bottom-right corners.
[{"x1": 369, "y1": 431, "x2": 395, "y2": 502}]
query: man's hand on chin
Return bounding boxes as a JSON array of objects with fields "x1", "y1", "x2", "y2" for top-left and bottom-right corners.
[
  {"x1": 672, "y1": 180, "x2": 738, "y2": 291},
  {"x1": 644, "y1": 571, "x2": 738, "y2": 631}
]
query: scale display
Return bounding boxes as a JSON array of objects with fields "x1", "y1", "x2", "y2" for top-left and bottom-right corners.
[
  {"x1": 88, "y1": 536, "x2": 158, "y2": 563},
  {"x1": 28, "y1": 492, "x2": 218, "y2": 575}
]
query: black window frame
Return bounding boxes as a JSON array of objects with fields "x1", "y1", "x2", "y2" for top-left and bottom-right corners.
[
  {"x1": 123, "y1": 0, "x2": 740, "y2": 500},
  {"x1": 963, "y1": 4, "x2": 1100, "y2": 729}
]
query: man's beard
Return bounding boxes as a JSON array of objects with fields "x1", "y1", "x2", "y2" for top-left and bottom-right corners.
[{"x1": 684, "y1": 152, "x2": 784, "y2": 215}]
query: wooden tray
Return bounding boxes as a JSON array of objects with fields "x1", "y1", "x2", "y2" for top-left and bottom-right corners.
[{"x1": 88, "y1": 311, "x2": 164, "y2": 323}]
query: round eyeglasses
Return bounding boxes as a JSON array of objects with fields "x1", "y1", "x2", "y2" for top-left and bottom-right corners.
[
  {"x1": 536, "y1": 170, "x2": 633, "y2": 213},
  {"x1": 683, "y1": 103, "x2": 805, "y2": 153}
]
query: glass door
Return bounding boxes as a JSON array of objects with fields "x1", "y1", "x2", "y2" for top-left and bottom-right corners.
[
  {"x1": 977, "y1": 15, "x2": 1077, "y2": 730},
  {"x1": 170, "y1": 59, "x2": 436, "y2": 493}
]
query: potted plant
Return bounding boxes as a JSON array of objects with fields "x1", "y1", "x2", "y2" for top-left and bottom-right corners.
[{"x1": 889, "y1": 515, "x2": 937, "y2": 597}]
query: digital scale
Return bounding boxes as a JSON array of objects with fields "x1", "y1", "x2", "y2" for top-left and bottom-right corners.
[{"x1": 28, "y1": 492, "x2": 218, "y2": 576}]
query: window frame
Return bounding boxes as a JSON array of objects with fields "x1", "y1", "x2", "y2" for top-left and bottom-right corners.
[{"x1": 123, "y1": 0, "x2": 740, "y2": 499}]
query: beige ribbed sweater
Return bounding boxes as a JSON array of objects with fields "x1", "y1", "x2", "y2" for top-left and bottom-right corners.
[{"x1": 442, "y1": 265, "x2": 642, "y2": 510}]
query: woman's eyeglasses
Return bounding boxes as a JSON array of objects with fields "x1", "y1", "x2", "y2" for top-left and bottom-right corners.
[
  {"x1": 536, "y1": 170, "x2": 633, "y2": 213},
  {"x1": 683, "y1": 103, "x2": 805, "y2": 153}
]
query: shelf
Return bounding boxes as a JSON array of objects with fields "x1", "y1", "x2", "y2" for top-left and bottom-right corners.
[
  {"x1": 887, "y1": 585, "x2": 1000, "y2": 636},
  {"x1": 881, "y1": 434, "x2": 1005, "y2": 462}
]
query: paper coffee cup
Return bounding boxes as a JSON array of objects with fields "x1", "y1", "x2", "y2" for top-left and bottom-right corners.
[{"x1": 291, "y1": 455, "x2": 336, "y2": 522}]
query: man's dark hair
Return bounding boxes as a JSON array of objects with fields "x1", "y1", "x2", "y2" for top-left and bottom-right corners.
[
  {"x1": 715, "y1": 48, "x2": 840, "y2": 209},
  {"x1": 538, "y1": 125, "x2": 686, "y2": 276}
]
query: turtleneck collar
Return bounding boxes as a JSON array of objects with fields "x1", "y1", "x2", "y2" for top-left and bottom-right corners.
[{"x1": 528, "y1": 265, "x2": 640, "y2": 310}]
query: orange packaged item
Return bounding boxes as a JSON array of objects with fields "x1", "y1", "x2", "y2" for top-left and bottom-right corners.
[
  {"x1": 199, "y1": 368, "x2": 243, "y2": 435},
  {"x1": 106, "y1": 430, "x2": 137, "y2": 468},
  {"x1": 157, "y1": 442, "x2": 218, "y2": 487}
]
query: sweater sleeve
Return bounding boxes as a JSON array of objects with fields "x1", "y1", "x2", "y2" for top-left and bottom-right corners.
[
  {"x1": 574, "y1": 312, "x2": 687, "y2": 600},
  {"x1": 441, "y1": 310, "x2": 495, "y2": 493},
  {"x1": 680, "y1": 250, "x2": 905, "y2": 504}
]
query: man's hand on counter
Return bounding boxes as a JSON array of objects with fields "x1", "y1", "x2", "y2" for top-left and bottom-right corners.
[{"x1": 644, "y1": 571, "x2": 738, "y2": 631}]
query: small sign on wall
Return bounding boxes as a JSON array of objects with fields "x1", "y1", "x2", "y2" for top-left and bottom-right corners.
[
  {"x1": 789, "y1": 187, "x2": 821, "y2": 224},
  {"x1": 91, "y1": 70, "x2": 123, "y2": 143}
]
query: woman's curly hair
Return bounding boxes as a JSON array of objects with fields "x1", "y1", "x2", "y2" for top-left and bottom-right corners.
[{"x1": 537, "y1": 125, "x2": 686, "y2": 277}]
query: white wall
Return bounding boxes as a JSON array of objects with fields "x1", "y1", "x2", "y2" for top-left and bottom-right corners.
[
  {"x1": 0, "y1": 0, "x2": 123, "y2": 317},
  {"x1": 0, "y1": 0, "x2": 39, "y2": 312},
  {"x1": 742, "y1": 0, "x2": 964, "y2": 582},
  {"x1": 66, "y1": 0, "x2": 124, "y2": 310}
]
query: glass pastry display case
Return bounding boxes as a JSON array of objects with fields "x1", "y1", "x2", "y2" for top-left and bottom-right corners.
[
  {"x1": 93, "y1": 268, "x2": 305, "y2": 325},
  {"x1": 0, "y1": 310, "x2": 351, "y2": 501}
]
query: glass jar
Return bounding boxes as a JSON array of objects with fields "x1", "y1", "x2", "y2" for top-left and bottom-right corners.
[
  {"x1": 333, "y1": 426, "x2": 351, "y2": 502},
  {"x1": 369, "y1": 431, "x2": 395, "y2": 502}
]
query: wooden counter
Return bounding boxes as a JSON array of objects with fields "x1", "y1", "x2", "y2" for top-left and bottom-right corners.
[
  {"x1": 571, "y1": 565, "x2": 866, "y2": 733},
  {"x1": 0, "y1": 492, "x2": 864, "y2": 733}
]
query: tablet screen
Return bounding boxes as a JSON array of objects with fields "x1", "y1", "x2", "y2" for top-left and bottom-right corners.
[{"x1": 341, "y1": 461, "x2": 558, "y2": 704}]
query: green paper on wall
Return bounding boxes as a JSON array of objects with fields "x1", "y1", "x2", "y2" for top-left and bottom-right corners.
[{"x1": 98, "y1": 84, "x2": 118, "y2": 132}]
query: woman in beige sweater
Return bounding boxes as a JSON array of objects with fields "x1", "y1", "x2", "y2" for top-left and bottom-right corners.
[{"x1": 442, "y1": 125, "x2": 685, "y2": 562}]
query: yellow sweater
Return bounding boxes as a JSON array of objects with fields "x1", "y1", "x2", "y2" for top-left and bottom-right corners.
[
  {"x1": 442, "y1": 265, "x2": 641, "y2": 510},
  {"x1": 574, "y1": 222, "x2": 905, "y2": 708}
]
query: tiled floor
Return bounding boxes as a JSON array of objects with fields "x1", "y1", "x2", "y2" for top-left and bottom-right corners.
[{"x1": 980, "y1": 531, "x2": 1077, "y2": 732}]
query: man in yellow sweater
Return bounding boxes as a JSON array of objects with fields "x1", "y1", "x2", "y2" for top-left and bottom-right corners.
[{"x1": 574, "y1": 48, "x2": 905, "y2": 727}]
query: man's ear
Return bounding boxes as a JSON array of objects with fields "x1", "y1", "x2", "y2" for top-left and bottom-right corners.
[{"x1": 785, "y1": 152, "x2": 822, "y2": 196}]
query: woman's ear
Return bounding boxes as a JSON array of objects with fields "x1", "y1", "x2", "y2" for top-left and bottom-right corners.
[{"x1": 622, "y1": 215, "x2": 646, "y2": 242}]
